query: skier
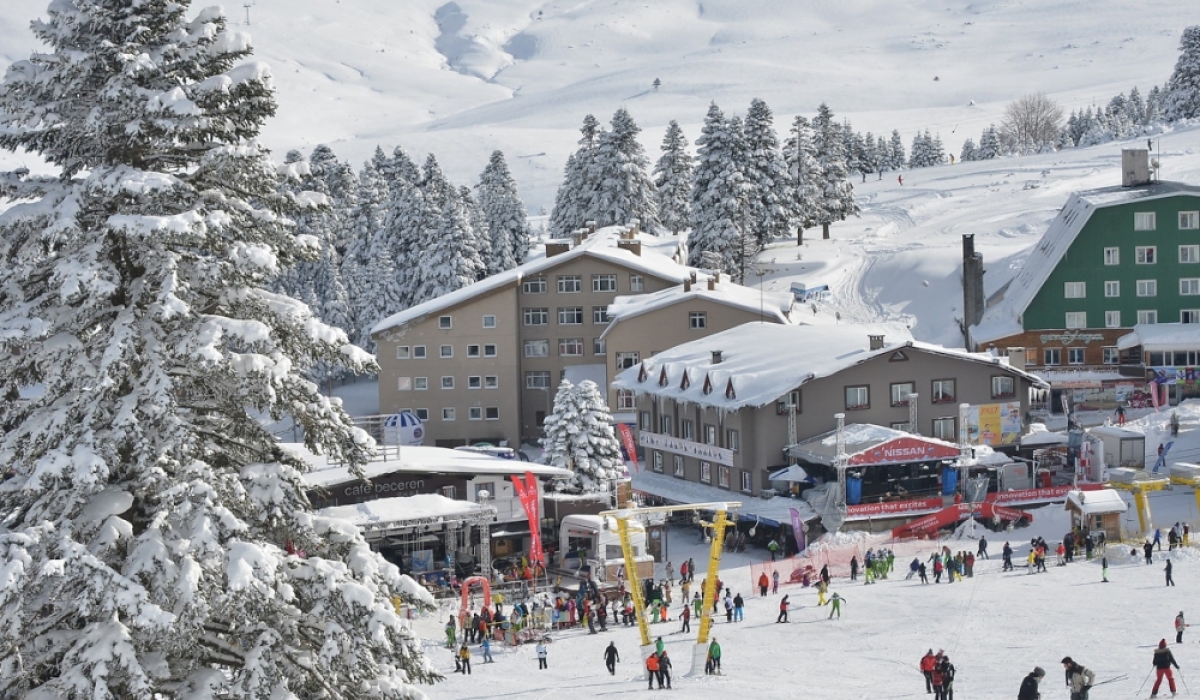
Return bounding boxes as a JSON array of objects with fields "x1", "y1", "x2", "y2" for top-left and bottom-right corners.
[
  {"x1": 645, "y1": 652, "x2": 660, "y2": 690},
  {"x1": 680, "y1": 603, "x2": 691, "y2": 633},
  {"x1": 1061, "y1": 656, "x2": 1094, "y2": 700},
  {"x1": 1166, "y1": 559, "x2": 1176, "y2": 587},
  {"x1": 1146, "y1": 540, "x2": 1155, "y2": 564},
  {"x1": 1116, "y1": 404, "x2": 1127, "y2": 425},
  {"x1": 898, "y1": 174, "x2": 904, "y2": 185},
  {"x1": 777, "y1": 595, "x2": 790, "y2": 623},
  {"x1": 604, "y1": 641, "x2": 619, "y2": 675},
  {"x1": 458, "y1": 644, "x2": 471, "y2": 675},
  {"x1": 758, "y1": 571, "x2": 769, "y2": 597},
  {"x1": 481, "y1": 636, "x2": 493, "y2": 663},
  {"x1": 1002, "y1": 541, "x2": 1014, "y2": 571},
  {"x1": 724, "y1": 592, "x2": 733, "y2": 622},
  {"x1": 659, "y1": 650, "x2": 673, "y2": 689},
  {"x1": 1152, "y1": 639, "x2": 1181, "y2": 698},
  {"x1": 445, "y1": 618, "x2": 457, "y2": 648},
  {"x1": 828, "y1": 592, "x2": 846, "y2": 619},
  {"x1": 907, "y1": 557, "x2": 920, "y2": 580},
  {"x1": 536, "y1": 641, "x2": 548, "y2": 670},
  {"x1": 978, "y1": 536, "x2": 988, "y2": 559},
  {"x1": 1176, "y1": 611, "x2": 1188, "y2": 644},
  {"x1": 772, "y1": 569, "x2": 780, "y2": 593},
  {"x1": 851, "y1": 556, "x2": 859, "y2": 581},
  {"x1": 707, "y1": 638, "x2": 722, "y2": 675},
  {"x1": 767, "y1": 538, "x2": 780, "y2": 561},
  {"x1": 920, "y1": 649, "x2": 937, "y2": 694},
  {"x1": 655, "y1": 636, "x2": 665, "y2": 655},
  {"x1": 816, "y1": 579, "x2": 828, "y2": 605},
  {"x1": 1018, "y1": 666, "x2": 1046, "y2": 700},
  {"x1": 919, "y1": 561, "x2": 928, "y2": 584},
  {"x1": 937, "y1": 654, "x2": 956, "y2": 700},
  {"x1": 1154, "y1": 528, "x2": 1163, "y2": 551},
  {"x1": 733, "y1": 592, "x2": 744, "y2": 622}
]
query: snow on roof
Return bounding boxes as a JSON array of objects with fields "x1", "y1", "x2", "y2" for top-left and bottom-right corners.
[
  {"x1": 1065, "y1": 488, "x2": 1129, "y2": 515},
  {"x1": 290, "y1": 443, "x2": 573, "y2": 488},
  {"x1": 1087, "y1": 426, "x2": 1146, "y2": 440},
  {"x1": 788, "y1": 424, "x2": 960, "y2": 466},
  {"x1": 602, "y1": 278, "x2": 794, "y2": 338},
  {"x1": 630, "y1": 468, "x2": 817, "y2": 525},
  {"x1": 318, "y1": 493, "x2": 493, "y2": 529},
  {"x1": 972, "y1": 182, "x2": 1200, "y2": 346},
  {"x1": 613, "y1": 322, "x2": 1045, "y2": 411},
  {"x1": 1117, "y1": 323, "x2": 1200, "y2": 352},
  {"x1": 370, "y1": 226, "x2": 695, "y2": 335},
  {"x1": 1034, "y1": 369, "x2": 1130, "y2": 384},
  {"x1": 1019, "y1": 424, "x2": 1069, "y2": 447}
]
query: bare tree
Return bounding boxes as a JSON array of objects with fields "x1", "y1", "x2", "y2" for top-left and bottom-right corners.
[{"x1": 1000, "y1": 93, "x2": 1064, "y2": 154}]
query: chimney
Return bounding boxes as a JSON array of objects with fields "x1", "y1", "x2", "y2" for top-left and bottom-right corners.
[
  {"x1": 711, "y1": 350, "x2": 723, "y2": 365},
  {"x1": 617, "y1": 239, "x2": 642, "y2": 256},
  {"x1": 586, "y1": 220, "x2": 597, "y2": 234},
  {"x1": 714, "y1": 272, "x2": 721, "y2": 284},
  {"x1": 869, "y1": 334, "x2": 885, "y2": 350},
  {"x1": 545, "y1": 242, "x2": 571, "y2": 258},
  {"x1": 690, "y1": 271, "x2": 698, "y2": 283},
  {"x1": 684, "y1": 279, "x2": 692, "y2": 292},
  {"x1": 571, "y1": 231, "x2": 584, "y2": 247},
  {"x1": 707, "y1": 276, "x2": 716, "y2": 291},
  {"x1": 962, "y1": 234, "x2": 985, "y2": 346},
  {"x1": 1122, "y1": 148, "x2": 1151, "y2": 187},
  {"x1": 1006, "y1": 347, "x2": 1026, "y2": 372}
]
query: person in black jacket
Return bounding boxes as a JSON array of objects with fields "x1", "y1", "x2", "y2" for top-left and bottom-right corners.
[
  {"x1": 1061, "y1": 656, "x2": 1095, "y2": 700},
  {"x1": 603, "y1": 642, "x2": 619, "y2": 675},
  {"x1": 1002, "y1": 542, "x2": 1014, "y2": 571},
  {"x1": 936, "y1": 655, "x2": 956, "y2": 700},
  {"x1": 1018, "y1": 666, "x2": 1045, "y2": 700},
  {"x1": 658, "y1": 650, "x2": 673, "y2": 689},
  {"x1": 1152, "y1": 639, "x2": 1181, "y2": 698}
]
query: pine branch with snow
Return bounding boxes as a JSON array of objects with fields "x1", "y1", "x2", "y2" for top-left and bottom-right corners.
[{"x1": 653, "y1": 120, "x2": 694, "y2": 236}]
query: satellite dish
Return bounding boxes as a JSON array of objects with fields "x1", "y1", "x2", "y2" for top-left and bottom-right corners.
[{"x1": 382, "y1": 411, "x2": 425, "y2": 446}]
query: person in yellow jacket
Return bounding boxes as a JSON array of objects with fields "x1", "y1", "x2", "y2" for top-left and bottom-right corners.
[
  {"x1": 1027, "y1": 549, "x2": 1037, "y2": 574},
  {"x1": 816, "y1": 579, "x2": 828, "y2": 605},
  {"x1": 458, "y1": 644, "x2": 472, "y2": 675}
]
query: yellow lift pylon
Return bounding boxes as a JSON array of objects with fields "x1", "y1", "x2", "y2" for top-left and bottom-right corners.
[
  {"x1": 1108, "y1": 476, "x2": 1171, "y2": 535},
  {"x1": 1168, "y1": 474, "x2": 1200, "y2": 524}
]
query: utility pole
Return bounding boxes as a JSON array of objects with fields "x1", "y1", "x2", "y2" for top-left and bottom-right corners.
[{"x1": 244, "y1": 2, "x2": 252, "y2": 25}]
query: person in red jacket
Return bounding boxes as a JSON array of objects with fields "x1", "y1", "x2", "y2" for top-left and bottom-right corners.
[
  {"x1": 920, "y1": 649, "x2": 937, "y2": 694},
  {"x1": 1152, "y1": 639, "x2": 1181, "y2": 698},
  {"x1": 645, "y1": 652, "x2": 661, "y2": 690},
  {"x1": 776, "y1": 595, "x2": 790, "y2": 623}
]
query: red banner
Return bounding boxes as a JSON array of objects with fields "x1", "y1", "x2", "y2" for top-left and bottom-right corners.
[
  {"x1": 984, "y1": 482, "x2": 1103, "y2": 505},
  {"x1": 847, "y1": 436, "x2": 960, "y2": 467},
  {"x1": 509, "y1": 472, "x2": 545, "y2": 566},
  {"x1": 846, "y1": 496, "x2": 944, "y2": 517},
  {"x1": 616, "y1": 423, "x2": 639, "y2": 472}
]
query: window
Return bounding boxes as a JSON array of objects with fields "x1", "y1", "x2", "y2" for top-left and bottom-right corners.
[
  {"x1": 652, "y1": 452, "x2": 663, "y2": 473},
  {"x1": 932, "y1": 379, "x2": 956, "y2": 403},
  {"x1": 891, "y1": 421, "x2": 912, "y2": 432},
  {"x1": 1102, "y1": 347, "x2": 1120, "y2": 365},
  {"x1": 845, "y1": 386, "x2": 869, "y2": 410},
  {"x1": 397, "y1": 377, "x2": 412, "y2": 391},
  {"x1": 1183, "y1": 310, "x2": 1200, "y2": 324},
  {"x1": 1065, "y1": 312, "x2": 1087, "y2": 329},
  {"x1": 486, "y1": 407, "x2": 499, "y2": 420},
  {"x1": 482, "y1": 345, "x2": 497, "y2": 359},
  {"x1": 1104, "y1": 247, "x2": 1120, "y2": 265},
  {"x1": 689, "y1": 312, "x2": 708, "y2": 330},
  {"x1": 630, "y1": 274, "x2": 644, "y2": 292},
  {"x1": 1183, "y1": 245, "x2": 1200, "y2": 263},
  {"x1": 704, "y1": 424, "x2": 717, "y2": 446},
  {"x1": 1064, "y1": 282, "x2": 1086, "y2": 299},
  {"x1": 523, "y1": 277, "x2": 546, "y2": 294},
  {"x1": 469, "y1": 406, "x2": 482, "y2": 421},
  {"x1": 1136, "y1": 246, "x2": 1157, "y2": 264},
  {"x1": 617, "y1": 389, "x2": 636, "y2": 410},
  {"x1": 524, "y1": 339, "x2": 549, "y2": 357},
  {"x1": 1104, "y1": 281, "x2": 1120, "y2": 297},
  {"x1": 414, "y1": 377, "x2": 428, "y2": 390},
  {"x1": 890, "y1": 382, "x2": 914, "y2": 407},
  {"x1": 557, "y1": 275, "x2": 582, "y2": 293},
  {"x1": 741, "y1": 471, "x2": 753, "y2": 493},
  {"x1": 1183, "y1": 279, "x2": 1200, "y2": 296},
  {"x1": 659, "y1": 415, "x2": 673, "y2": 436},
  {"x1": 415, "y1": 408, "x2": 429, "y2": 421},
  {"x1": 439, "y1": 315, "x2": 452, "y2": 329},
  {"x1": 467, "y1": 344, "x2": 480, "y2": 358},
  {"x1": 474, "y1": 482, "x2": 495, "y2": 500},
  {"x1": 558, "y1": 307, "x2": 584, "y2": 325},
  {"x1": 673, "y1": 455, "x2": 685, "y2": 478},
  {"x1": 1137, "y1": 279, "x2": 1158, "y2": 297},
  {"x1": 776, "y1": 390, "x2": 801, "y2": 415},
  {"x1": 1043, "y1": 348, "x2": 1061, "y2": 366},
  {"x1": 700, "y1": 461, "x2": 712, "y2": 483},
  {"x1": 1138, "y1": 310, "x2": 1159, "y2": 324},
  {"x1": 681, "y1": 419, "x2": 695, "y2": 441},
  {"x1": 1182, "y1": 212, "x2": 1200, "y2": 230},
  {"x1": 932, "y1": 417, "x2": 956, "y2": 441},
  {"x1": 396, "y1": 346, "x2": 411, "y2": 360},
  {"x1": 558, "y1": 338, "x2": 584, "y2": 356},
  {"x1": 482, "y1": 314, "x2": 496, "y2": 328},
  {"x1": 441, "y1": 376, "x2": 454, "y2": 389},
  {"x1": 1068, "y1": 348, "x2": 1085, "y2": 365},
  {"x1": 442, "y1": 407, "x2": 456, "y2": 421},
  {"x1": 593, "y1": 337, "x2": 606, "y2": 355},
  {"x1": 1134, "y1": 212, "x2": 1157, "y2": 231},
  {"x1": 593, "y1": 274, "x2": 617, "y2": 292},
  {"x1": 616, "y1": 351, "x2": 640, "y2": 369},
  {"x1": 718, "y1": 465, "x2": 731, "y2": 489},
  {"x1": 413, "y1": 345, "x2": 427, "y2": 359},
  {"x1": 640, "y1": 411, "x2": 651, "y2": 431},
  {"x1": 440, "y1": 344, "x2": 453, "y2": 358},
  {"x1": 526, "y1": 371, "x2": 551, "y2": 389},
  {"x1": 991, "y1": 376, "x2": 1015, "y2": 398},
  {"x1": 524, "y1": 308, "x2": 548, "y2": 326},
  {"x1": 484, "y1": 376, "x2": 498, "y2": 389},
  {"x1": 1105, "y1": 310, "x2": 1121, "y2": 328},
  {"x1": 467, "y1": 376, "x2": 481, "y2": 389},
  {"x1": 441, "y1": 485, "x2": 456, "y2": 499},
  {"x1": 593, "y1": 306, "x2": 610, "y2": 324},
  {"x1": 727, "y1": 429, "x2": 740, "y2": 453}
]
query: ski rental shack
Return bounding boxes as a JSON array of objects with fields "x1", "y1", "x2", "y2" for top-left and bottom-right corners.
[
  {"x1": 559, "y1": 514, "x2": 654, "y2": 583},
  {"x1": 1088, "y1": 426, "x2": 1145, "y2": 470}
]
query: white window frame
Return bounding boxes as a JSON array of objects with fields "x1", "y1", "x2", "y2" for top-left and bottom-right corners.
[
  {"x1": 700, "y1": 461, "x2": 712, "y2": 483},
  {"x1": 932, "y1": 417, "x2": 956, "y2": 441},
  {"x1": 1136, "y1": 279, "x2": 1158, "y2": 297},
  {"x1": 616, "y1": 351, "x2": 640, "y2": 369},
  {"x1": 932, "y1": 379, "x2": 956, "y2": 403},
  {"x1": 741, "y1": 470, "x2": 753, "y2": 493},
  {"x1": 440, "y1": 344, "x2": 453, "y2": 358},
  {"x1": 396, "y1": 345, "x2": 411, "y2": 360},
  {"x1": 617, "y1": 389, "x2": 637, "y2": 410},
  {"x1": 992, "y1": 375, "x2": 1015, "y2": 398},
  {"x1": 593, "y1": 306, "x2": 609, "y2": 324},
  {"x1": 1043, "y1": 348, "x2": 1061, "y2": 366},
  {"x1": 659, "y1": 415, "x2": 673, "y2": 436},
  {"x1": 1064, "y1": 282, "x2": 1086, "y2": 299},
  {"x1": 1182, "y1": 211, "x2": 1200, "y2": 230},
  {"x1": 704, "y1": 424, "x2": 717, "y2": 446},
  {"x1": 439, "y1": 315, "x2": 452, "y2": 329},
  {"x1": 680, "y1": 419, "x2": 695, "y2": 441},
  {"x1": 522, "y1": 277, "x2": 546, "y2": 294},
  {"x1": 1182, "y1": 279, "x2": 1200, "y2": 296},
  {"x1": 592, "y1": 274, "x2": 618, "y2": 292},
  {"x1": 1067, "y1": 347, "x2": 1085, "y2": 365},
  {"x1": 1134, "y1": 212, "x2": 1157, "y2": 231},
  {"x1": 558, "y1": 307, "x2": 584, "y2": 325},
  {"x1": 1136, "y1": 246, "x2": 1157, "y2": 264},
  {"x1": 1065, "y1": 311, "x2": 1087, "y2": 329},
  {"x1": 630, "y1": 274, "x2": 644, "y2": 292},
  {"x1": 525, "y1": 371, "x2": 551, "y2": 389},
  {"x1": 484, "y1": 344, "x2": 497, "y2": 358},
  {"x1": 727, "y1": 429, "x2": 740, "y2": 453},
  {"x1": 468, "y1": 406, "x2": 483, "y2": 421},
  {"x1": 442, "y1": 407, "x2": 456, "y2": 421},
  {"x1": 397, "y1": 377, "x2": 412, "y2": 391},
  {"x1": 485, "y1": 407, "x2": 499, "y2": 420},
  {"x1": 467, "y1": 376, "x2": 482, "y2": 390},
  {"x1": 1104, "y1": 281, "x2": 1120, "y2": 297},
  {"x1": 718, "y1": 465, "x2": 731, "y2": 489},
  {"x1": 441, "y1": 376, "x2": 454, "y2": 390},
  {"x1": 890, "y1": 382, "x2": 914, "y2": 407},
  {"x1": 1138, "y1": 310, "x2": 1159, "y2": 324},
  {"x1": 1105, "y1": 310, "x2": 1121, "y2": 328},
  {"x1": 484, "y1": 375, "x2": 498, "y2": 389},
  {"x1": 467, "y1": 344, "x2": 480, "y2": 358},
  {"x1": 1103, "y1": 247, "x2": 1120, "y2": 266},
  {"x1": 557, "y1": 275, "x2": 582, "y2": 293},
  {"x1": 524, "y1": 339, "x2": 549, "y2": 357},
  {"x1": 1184, "y1": 310, "x2": 1200, "y2": 324},
  {"x1": 482, "y1": 314, "x2": 497, "y2": 328},
  {"x1": 558, "y1": 338, "x2": 584, "y2": 356},
  {"x1": 593, "y1": 337, "x2": 606, "y2": 355},
  {"x1": 1183, "y1": 245, "x2": 1200, "y2": 264},
  {"x1": 689, "y1": 311, "x2": 707, "y2": 329},
  {"x1": 673, "y1": 455, "x2": 685, "y2": 478},
  {"x1": 653, "y1": 452, "x2": 664, "y2": 474},
  {"x1": 414, "y1": 377, "x2": 429, "y2": 390},
  {"x1": 415, "y1": 408, "x2": 430, "y2": 421},
  {"x1": 413, "y1": 345, "x2": 427, "y2": 359},
  {"x1": 523, "y1": 308, "x2": 548, "y2": 326},
  {"x1": 1102, "y1": 347, "x2": 1119, "y2": 365},
  {"x1": 845, "y1": 385, "x2": 869, "y2": 410}
]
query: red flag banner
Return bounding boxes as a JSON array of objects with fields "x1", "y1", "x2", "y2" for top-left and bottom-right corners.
[
  {"x1": 510, "y1": 471, "x2": 545, "y2": 566},
  {"x1": 616, "y1": 423, "x2": 639, "y2": 472}
]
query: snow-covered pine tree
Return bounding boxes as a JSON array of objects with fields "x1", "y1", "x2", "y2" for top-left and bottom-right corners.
[
  {"x1": 653, "y1": 120, "x2": 694, "y2": 235},
  {"x1": 783, "y1": 115, "x2": 824, "y2": 244},
  {"x1": 858, "y1": 132, "x2": 879, "y2": 182},
  {"x1": 930, "y1": 133, "x2": 946, "y2": 165},
  {"x1": 459, "y1": 184, "x2": 491, "y2": 280},
  {"x1": 1146, "y1": 85, "x2": 1164, "y2": 124},
  {"x1": 309, "y1": 144, "x2": 359, "y2": 257},
  {"x1": 379, "y1": 167, "x2": 427, "y2": 308},
  {"x1": 688, "y1": 102, "x2": 746, "y2": 277},
  {"x1": 875, "y1": 135, "x2": 890, "y2": 178},
  {"x1": 591, "y1": 107, "x2": 661, "y2": 233},
  {"x1": 842, "y1": 120, "x2": 864, "y2": 180},
  {"x1": 343, "y1": 157, "x2": 389, "y2": 347},
  {"x1": 378, "y1": 144, "x2": 422, "y2": 196},
  {"x1": 889, "y1": 130, "x2": 907, "y2": 171},
  {"x1": 977, "y1": 125, "x2": 1001, "y2": 159},
  {"x1": 477, "y1": 149, "x2": 532, "y2": 270},
  {"x1": 1128, "y1": 86, "x2": 1147, "y2": 125},
  {"x1": 416, "y1": 187, "x2": 487, "y2": 302},
  {"x1": 550, "y1": 114, "x2": 601, "y2": 237},
  {"x1": 1164, "y1": 26, "x2": 1200, "y2": 122},
  {"x1": 0, "y1": 2, "x2": 438, "y2": 697},
  {"x1": 811, "y1": 103, "x2": 859, "y2": 239},
  {"x1": 742, "y1": 98, "x2": 793, "y2": 247},
  {"x1": 540, "y1": 380, "x2": 625, "y2": 493},
  {"x1": 908, "y1": 131, "x2": 929, "y2": 168},
  {"x1": 960, "y1": 138, "x2": 978, "y2": 162}
]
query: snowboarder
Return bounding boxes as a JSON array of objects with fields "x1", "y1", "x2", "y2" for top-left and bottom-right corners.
[
  {"x1": 920, "y1": 649, "x2": 937, "y2": 693},
  {"x1": 1166, "y1": 559, "x2": 1176, "y2": 587},
  {"x1": 978, "y1": 536, "x2": 988, "y2": 559},
  {"x1": 1061, "y1": 656, "x2": 1094, "y2": 700},
  {"x1": 536, "y1": 641, "x2": 548, "y2": 670},
  {"x1": 707, "y1": 638, "x2": 722, "y2": 675},
  {"x1": 1152, "y1": 639, "x2": 1181, "y2": 698},
  {"x1": 645, "y1": 652, "x2": 660, "y2": 690},
  {"x1": 680, "y1": 603, "x2": 691, "y2": 633},
  {"x1": 481, "y1": 636, "x2": 493, "y2": 663},
  {"x1": 458, "y1": 644, "x2": 471, "y2": 675},
  {"x1": 777, "y1": 595, "x2": 790, "y2": 623},
  {"x1": 604, "y1": 642, "x2": 619, "y2": 675},
  {"x1": 828, "y1": 592, "x2": 846, "y2": 619},
  {"x1": 1018, "y1": 666, "x2": 1045, "y2": 700},
  {"x1": 1177, "y1": 611, "x2": 1188, "y2": 644},
  {"x1": 658, "y1": 651, "x2": 673, "y2": 689},
  {"x1": 758, "y1": 571, "x2": 769, "y2": 597}
]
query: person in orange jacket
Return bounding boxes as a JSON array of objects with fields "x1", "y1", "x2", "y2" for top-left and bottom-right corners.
[
  {"x1": 758, "y1": 571, "x2": 770, "y2": 597},
  {"x1": 645, "y1": 652, "x2": 661, "y2": 690},
  {"x1": 920, "y1": 649, "x2": 937, "y2": 693}
]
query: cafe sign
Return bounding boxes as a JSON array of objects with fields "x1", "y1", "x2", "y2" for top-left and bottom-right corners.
[
  {"x1": 638, "y1": 431, "x2": 734, "y2": 467},
  {"x1": 1039, "y1": 330, "x2": 1105, "y2": 345}
]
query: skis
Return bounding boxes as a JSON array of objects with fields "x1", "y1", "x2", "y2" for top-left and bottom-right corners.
[{"x1": 1092, "y1": 673, "x2": 1128, "y2": 687}]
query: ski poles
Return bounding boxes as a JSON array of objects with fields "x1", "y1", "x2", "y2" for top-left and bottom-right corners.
[
  {"x1": 1137, "y1": 668, "x2": 1155, "y2": 696},
  {"x1": 1180, "y1": 669, "x2": 1190, "y2": 694}
]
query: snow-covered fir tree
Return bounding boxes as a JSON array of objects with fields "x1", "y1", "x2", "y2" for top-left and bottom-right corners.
[
  {"x1": 653, "y1": 120, "x2": 694, "y2": 235},
  {"x1": 889, "y1": 130, "x2": 907, "y2": 171},
  {"x1": 591, "y1": 107, "x2": 660, "y2": 233},
  {"x1": 959, "y1": 137, "x2": 978, "y2": 162},
  {"x1": 811, "y1": 103, "x2": 859, "y2": 239},
  {"x1": 342, "y1": 156, "x2": 396, "y2": 348},
  {"x1": 908, "y1": 131, "x2": 931, "y2": 168},
  {"x1": 783, "y1": 115, "x2": 823, "y2": 243},
  {"x1": 550, "y1": 114, "x2": 602, "y2": 237},
  {"x1": 416, "y1": 187, "x2": 487, "y2": 302},
  {"x1": 875, "y1": 135, "x2": 891, "y2": 178},
  {"x1": 742, "y1": 98, "x2": 794, "y2": 247},
  {"x1": 0, "y1": 2, "x2": 438, "y2": 697},
  {"x1": 689, "y1": 103, "x2": 746, "y2": 277},
  {"x1": 460, "y1": 184, "x2": 491, "y2": 278},
  {"x1": 540, "y1": 380, "x2": 625, "y2": 493},
  {"x1": 858, "y1": 132, "x2": 880, "y2": 181},
  {"x1": 477, "y1": 149, "x2": 532, "y2": 271},
  {"x1": 929, "y1": 133, "x2": 946, "y2": 166},
  {"x1": 978, "y1": 125, "x2": 1001, "y2": 159},
  {"x1": 1146, "y1": 85, "x2": 1164, "y2": 124},
  {"x1": 1164, "y1": 26, "x2": 1200, "y2": 122}
]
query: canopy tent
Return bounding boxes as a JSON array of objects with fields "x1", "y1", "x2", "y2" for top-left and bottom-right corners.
[
  {"x1": 787, "y1": 424, "x2": 961, "y2": 467},
  {"x1": 768, "y1": 464, "x2": 810, "y2": 482}
]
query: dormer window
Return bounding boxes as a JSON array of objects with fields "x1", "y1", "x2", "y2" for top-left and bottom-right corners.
[
  {"x1": 702, "y1": 375, "x2": 714, "y2": 395},
  {"x1": 680, "y1": 371, "x2": 691, "y2": 390},
  {"x1": 725, "y1": 379, "x2": 737, "y2": 400},
  {"x1": 658, "y1": 368, "x2": 670, "y2": 387},
  {"x1": 638, "y1": 362, "x2": 649, "y2": 383}
]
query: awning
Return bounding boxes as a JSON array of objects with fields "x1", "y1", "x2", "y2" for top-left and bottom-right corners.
[
  {"x1": 788, "y1": 424, "x2": 960, "y2": 467},
  {"x1": 768, "y1": 465, "x2": 810, "y2": 482}
]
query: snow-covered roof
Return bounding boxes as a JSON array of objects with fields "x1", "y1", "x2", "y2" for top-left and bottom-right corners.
[
  {"x1": 290, "y1": 443, "x2": 573, "y2": 488},
  {"x1": 1065, "y1": 488, "x2": 1128, "y2": 515},
  {"x1": 629, "y1": 468, "x2": 817, "y2": 526},
  {"x1": 602, "y1": 277, "x2": 793, "y2": 338},
  {"x1": 787, "y1": 424, "x2": 960, "y2": 467},
  {"x1": 612, "y1": 322, "x2": 1046, "y2": 411},
  {"x1": 1117, "y1": 323, "x2": 1200, "y2": 352},
  {"x1": 1087, "y1": 425, "x2": 1146, "y2": 440},
  {"x1": 972, "y1": 182, "x2": 1200, "y2": 346},
  {"x1": 1019, "y1": 425, "x2": 1069, "y2": 447},
  {"x1": 370, "y1": 226, "x2": 695, "y2": 335},
  {"x1": 318, "y1": 493, "x2": 494, "y2": 529}
]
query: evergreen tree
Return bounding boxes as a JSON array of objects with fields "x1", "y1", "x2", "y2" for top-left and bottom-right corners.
[
  {"x1": 1146, "y1": 85, "x2": 1164, "y2": 124},
  {"x1": 459, "y1": 185, "x2": 490, "y2": 280},
  {"x1": 0, "y1": 2, "x2": 437, "y2": 697},
  {"x1": 783, "y1": 115, "x2": 823, "y2": 244},
  {"x1": 550, "y1": 114, "x2": 601, "y2": 237},
  {"x1": 908, "y1": 131, "x2": 930, "y2": 168},
  {"x1": 811, "y1": 104, "x2": 858, "y2": 239},
  {"x1": 477, "y1": 149, "x2": 532, "y2": 269},
  {"x1": 1165, "y1": 26, "x2": 1200, "y2": 122},
  {"x1": 653, "y1": 120, "x2": 694, "y2": 235},
  {"x1": 978, "y1": 125, "x2": 1001, "y2": 159},
  {"x1": 591, "y1": 107, "x2": 661, "y2": 233},
  {"x1": 688, "y1": 102, "x2": 746, "y2": 277},
  {"x1": 875, "y1": 135, "x2": 891, "y2": 178},
  {"x1": 540, "y1": 380, "x2": 625, "y2": 493},
  {"x1": 889, "y1": 130, "x2": 907, "y2": 171},
  {"x1": 858, "y1": 132, "x2": 880, "y2": 181},
  {"x1": 742, "y1": 98, "x2": 793, "y2": 247},
  {"x1": 416, "y1": 189, "x2": 486, "y2": 303},
  {"x1": 930, "y1": 133, "x2": 946, "y2": 165},
  {"x1": 379, "y1": 171, "x2": 427, "y2": 307},
  {"x1": 959, "y1": 138, "x2": 978, "y2": 162},
  {"x1": 1128, "y1": 86, "x2": 1147, "y2": 125}
]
